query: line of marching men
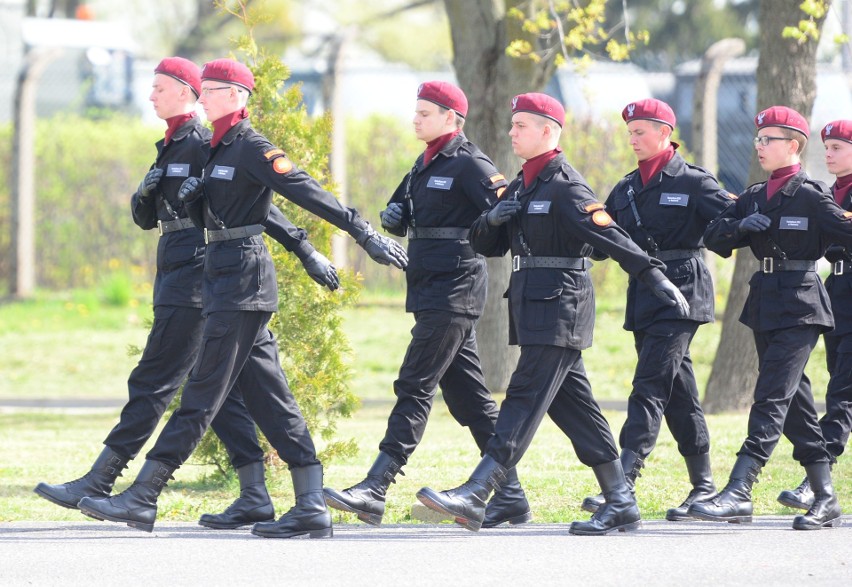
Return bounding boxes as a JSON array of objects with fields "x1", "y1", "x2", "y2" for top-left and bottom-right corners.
[{"x1": 34, "y1": 56, "x2": 852, "y2": 537}]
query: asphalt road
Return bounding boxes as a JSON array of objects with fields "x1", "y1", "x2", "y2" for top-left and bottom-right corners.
[{"x1": 1, "y1": 517, "x2": 849, "y2": 586}]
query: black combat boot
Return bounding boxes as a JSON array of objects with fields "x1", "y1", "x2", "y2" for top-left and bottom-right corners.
[
  {"x1": 687, "y1": 454, "x2": 761, "y2": 523},
  {"x1": 777, "y1": 476, "x2": 814, "y2": 511},
  {"x1": 198, "y1": 461, "x2": 275, "y2": 529},
  {"x1": 34, "y1": 447, "x2": 129, "y2": 510},
  {"x1": 416, "y1": 455, "x2": 507, "y2": 532},
  {"x1": 482, "y1": 467, "x2": 532, "y2": 528},
  {"x1": 323, "y1": 452, "x2": 403, "y2": 526},
  {"x1": 665, "y1": 453, "x2": 718, "y2": 521},
  {"x1": 252, "y1": 464, "x2": 333, "y2": 539},
  {"x1": 581, "y1": 448, "x2": 643, "y2": 514},
  {"x1": 792, "y1": 462, "x2": 843, "y2": 530},
  {"x1": 569, "y1": 459, "x2": 642, "y2": 535},
  {"x1": 77, "y1": 460, "x2": 176, "y2": 533}
]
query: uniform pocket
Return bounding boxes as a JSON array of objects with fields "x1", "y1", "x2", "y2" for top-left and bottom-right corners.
[
  {"x1": 523, "y1": 283, "x2": 563, "y2": 331},
  {"x1": 193, "y1": 317, "x2": 231, "y2": 381}
]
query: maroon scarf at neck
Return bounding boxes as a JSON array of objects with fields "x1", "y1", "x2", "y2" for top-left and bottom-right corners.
[
  {"x1": 522, "y1": 147, "x2": 562, "y2": 188},
  {"x1": 164, "y1": 112, "x2": 195, "y2": 145},
  {"x1": 211, "y1": 107, "x2": 249, "y2": 147},
  {"x1": 834, "y1": 173, "x2": 852, "y2": 206},
  {"x1": 637, "y1": 144, "x2": 675, "y2": 186},
  {"x1": 766, "y1": 163, "x2": 801, "y2": 200},
  {"x1": 423, "y1": 130, "x2": 460, "y2": 167}
]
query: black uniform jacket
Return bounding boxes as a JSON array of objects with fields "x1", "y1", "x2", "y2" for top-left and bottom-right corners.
[
  {"x1": 824, "y1": 183, "x2": 852, "y2": 337},
  {"x1": 470, "y1": 153, "x2": 663, "y2": 350},
  {"x1": 704, "y1": 171, "x2": 852, "y2": 333},
  {"x1": 385, "y1": 133, "x2": 506, "y2": 316},
  {"x1": 187, "y1": 118, "x2": 368, "y2": 315},
  {"x1": 604, "y1": 153, "x2": 735, "y2": 330},
  {"x1": 131, "y1": 118, "x2": 314, "y2": 310}
]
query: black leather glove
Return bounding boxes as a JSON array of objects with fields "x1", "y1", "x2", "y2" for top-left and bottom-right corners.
[
  {"x1": 736, "y1": 213, "x2": 771, "y2": 235},
  {"x1": 380, "y1": 203, "x2": 404, "y2": 230},
  {"x1": 137, "y1": 168, "x2": 164, "y2": 200},
  {"x1": 638, "y1": 267, "x2": 690, "y2": 318},
  {"x1": 356, "y1": 226, "x2": 408, "y2": 269},
  {"x1": 177, "y1": 177, "x2": 203, "y2": 203},
  {"x1": 824, "y1": 244, "x2": 851, "y2": 264},
  {"x1": 486, "y1": 199, "x2": 523, "y2": 227},
  {"x1": 301, "y1": 250, "x2": 340, "y2": 291}
]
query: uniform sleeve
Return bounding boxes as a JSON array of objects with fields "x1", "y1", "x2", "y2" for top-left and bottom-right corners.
[
  {"x1": 703, "y1": 194, "x2": 750, "y2": 258},
  {"x1": 816, "y1": 188, "x2": 852, "y2": 248},
  {"x1": 382, "y1": 174, "x2": 411, "y2": 237},
  {"x1": 459, "y1": 155, "x2": 508, "y2": 213},
  {"x1": 262, "y1": 205, "x2": 315, "y2": 260},
  {"x1": 130, "y1": 164, "x2": 158, "y2": 230},
  {"x1": 247, "y1": 142, "x2": 370, "y2": 238},
  {"x1": 562, "y1": 183, "x2": 663, "y2": 277},
  {"x1": 695, "y1": 172, "x2": 738, "y2": 224},
  {"x1": 470, "y1": 208, "x2": 510, "y2": 257}
]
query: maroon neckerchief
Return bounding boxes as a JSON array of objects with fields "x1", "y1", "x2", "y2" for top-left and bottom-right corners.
[
  {"x1": 637, "y1": 144, "x2": 675, "y2": 186},
  {"x1": 522, "y1": 146, "x2": 562, "y2": 188},
  {"x1": 164, "y1": 112, "x2": 195, "y2": 145},
  {"x1": 211, "y1": 107, "x2": 249, "y2": 147},
  {"x1": 766, "y1": 163, "x2": 801, "y2": 200},
  {"x1": 833, "y1": 173, "x2": 852, "y2": 207},
  {"x1": 423, "y1": 129, "x2": 460, "y2": 167}
]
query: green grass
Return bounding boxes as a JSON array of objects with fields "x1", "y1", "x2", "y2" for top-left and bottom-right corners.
[{"x1": 0, "y1": 285, "x2": 844, "y2": 524}]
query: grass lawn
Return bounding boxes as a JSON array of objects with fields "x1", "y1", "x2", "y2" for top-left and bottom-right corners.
[{"x1": 0, "y1": 284, "x2": 845, "y2": 524}]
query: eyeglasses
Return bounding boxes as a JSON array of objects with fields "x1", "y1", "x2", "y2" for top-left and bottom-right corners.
[
  {"x1": 200, "y1": 86, "x2": 233, "y2": 96},
  {"x1": 753, "y1": 136, "x2": 794, "y2": 147}
]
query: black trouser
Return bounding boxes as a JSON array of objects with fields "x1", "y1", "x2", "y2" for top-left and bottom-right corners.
[
  {"x1": 486, "y1": 345, "x2": 618, "y2": 470},
  {"x1": 380, "y1": 310, "x2": 498, "y2": 464},
  {"x1": 146, "y1": 310, "x2": 318, "y2": 470},
  {"x1": 618, "y1": 320, "x2": 710, "y2": 460},
  {"x1": 103, "y1": 305, "x2": 264, "y2": 468},
  {"x1": 817, "y1": 332, "x2": 852, "y2": 460},
  {"x1": 741, "y1": 325, "x2": 829, "y2": 466}
]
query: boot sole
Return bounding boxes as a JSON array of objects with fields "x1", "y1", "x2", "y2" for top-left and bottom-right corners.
[
  {"x1": 198, "y1": 516, "x2": 275, "y2": 530},
  {"x1": 415, "y1": 489, "x2": 481, "y2": 532},
  {"x1": 33, "y1": 486, "x2": 83, "y2": 511},
  {"x1": 323, "y1": 493, "x2": 383, "y2": 526},
  {"x1": 251, "y1": 527, "x2": 333, "y2": 539},
  {"x1": 481, "y1": 511, "x2": 533, "y2": 528},
  {"x1": 792, "y1": 516, "x2": 843, "y2": 531},
  {"x1": 776, "y1": 495, "x2": 813, "y2": 511},
  {"x1": 569, "y1": 520, "x2": 642, "y2": 536},
  {"x1": 77, "y1": 503, "x2": 154, "y2": 533},
  {"x1": 688, "y1": 510, "x2": 752, "y2": 524}
]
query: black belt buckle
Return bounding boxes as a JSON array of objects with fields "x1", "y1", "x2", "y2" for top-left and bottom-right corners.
[
  {"x1": 834, "y1": 260, "x2": 845, "y2": 276},
  {"x1": 512, "y1": 255, "x2": 521, "y2": 272},
  {"x1": 762, "y1": 257, "x2": 773, "y2": 274}
]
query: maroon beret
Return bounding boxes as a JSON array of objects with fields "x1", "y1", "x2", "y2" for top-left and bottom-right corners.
[
  {"x1": 511, "y1": 93, "x2": 565, "y2": 127},
  {"x1": 201, "y1": 58, "x2": 255, "y2": 93},
  {"x1": 821, "y1": 120, "x2": 852, "y2": 144},
  {"x1": 622, "y1": 98, "x2": 676, "y2": 129},
  {"x1": 154, "y1": 57, "x2": 201, "y2": 98},
  {"x1": 755, "y1": 106, "x2": 809, "y2": 138},
  {"x1": 417, "y1": 81, "x2": 468, "y2": 117}
]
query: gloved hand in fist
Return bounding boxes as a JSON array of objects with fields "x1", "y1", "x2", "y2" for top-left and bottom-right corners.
[
  {"x1": 356, "y1": 227, "x2": 408, "y2": 269},
  {"x1": 178, "y1": 177, "x2": 203, "y2": 203},
  {"x1": 639, "y1": 268, "x2": 690, "y2": 319},
  {"x1": 486, "y1": 199, "x2": 523, "y2": 227},
  {"x1": 824, "y1": 244, "x2": 851, "y2": 264},
  {"x1": 736, "y1": 213, "x2": 771, "y2": 235},
  {"x1": 380, "y1": 203, "x2": 405, "y2": 230},
  {"x1": 137, "y1": 168, "x2": 164, "y2": 200},
  {"x1": 301, "y1": 250, "x2": 340, "y2": 291}
]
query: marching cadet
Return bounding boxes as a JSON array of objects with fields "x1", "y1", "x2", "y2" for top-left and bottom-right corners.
[
  {"x1": 77, "y1": 58, "x2": 407, "y2": 537},
  {"x1": 323, "y1": 82, "x2": 530, "y2": 528},
  {"x1": 34, "y1": 57, "x2": 338, "y2": 531},
  {"x1": 416, "y1": 93, "x2": 690, "y2": 535},
  {"x1": 694, "y1": 106, "x2": 852, "y2": 530},
  {"x1": 777, "y1": 119, "x2": 852, "y2": 512},
  {"x1": 581, "y1": 99, "x2": 734, "y2": 520}
]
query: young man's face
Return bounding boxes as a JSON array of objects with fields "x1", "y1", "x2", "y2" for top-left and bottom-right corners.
[
  {"x1": 508, "y1": 112, "x2": 550, "y2": 160},
  {"x1": 824, "y1": 139, "x2": 852, "y2": 178},
  {"x1": 755, "y1": 127, "x2": 800, "y2": 172},
  {"x1": 198, "y1": 83, "x2": 238, "y2": 123},
  {"x1": 149, "y1": 74, "x2": 189, "y2": 120},
  {"x1": 413, "y1": 99, "x2": 452, "y2": 143},
  {"x1": 626, "y1": 119, "x2": 670, "y2": 162}
]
